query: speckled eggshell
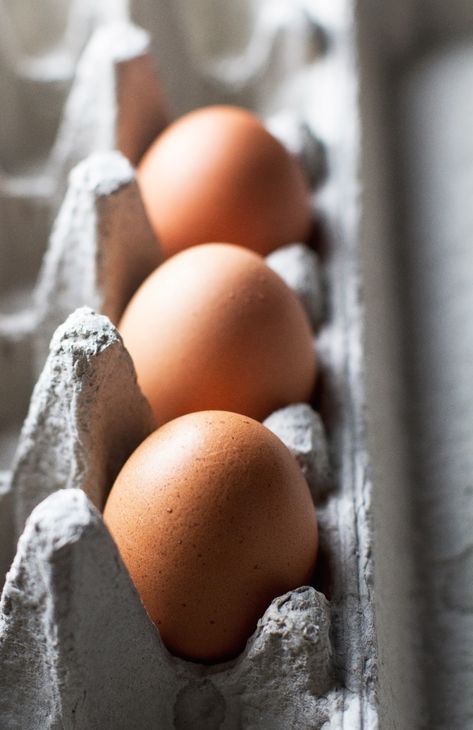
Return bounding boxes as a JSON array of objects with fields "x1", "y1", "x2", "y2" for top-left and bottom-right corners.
[
  {"x1": 137, "y1": 105, "x2": 313, "y2": 258},
  {"x1": 103, "y1": 410, "x2": 318, "y2": 663},
  {"x1": 118, "y1": 243, "x2": 317, "y2": 426}
]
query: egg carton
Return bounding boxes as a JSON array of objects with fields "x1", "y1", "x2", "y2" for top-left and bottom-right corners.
[
  {"x1": 0, "y1": 155, "x2": 335, "y2": 726},
  {"x1": 0, "y1": 1, "x2": 383, "y2": 728},
  {"x1": 0, "y1": 301, "x2": 334, "y2": 728}
]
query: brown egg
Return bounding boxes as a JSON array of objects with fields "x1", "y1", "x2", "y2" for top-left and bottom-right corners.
[
  {"x1": 137, "y1": 105, "x2": 312, "y2": 258},
  {"x1": 118, "y1": 243, "x2": 316, "y2": 425},
  {"x1": 103, "y1": 411, "x2": 318, "y2": 663}
]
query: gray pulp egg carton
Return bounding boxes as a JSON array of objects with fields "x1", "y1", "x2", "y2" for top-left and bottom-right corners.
[{"x1": 0, "y1": 1, "x2": 385, "y2": 728}]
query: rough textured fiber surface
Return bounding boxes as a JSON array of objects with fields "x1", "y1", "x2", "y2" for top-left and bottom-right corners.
[
  {"x1": 0, "y1": 1, "x2": 381, "y2": 728},
  {"x1": 0, "y1": 489, "x2": 332, "y2": 729},
  {"x1": 266, "y1": 243, "x2": 324, "y2": 329},
  {"x1": 34, "y1": 151, "x2": 161, "y2": 369},
  {"x1": 264, "y1": 403, "x2": 331, "y2": 500},
  {"x1": 11, "y1": 307, "x2": 154, "y2": 538}
]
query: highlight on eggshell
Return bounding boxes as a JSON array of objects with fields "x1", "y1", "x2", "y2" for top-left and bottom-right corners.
[
  {"x1": 118, "y1": 242, "x2": 317, "y2": 426},
  {"x1": 137, "y1": 105, "x2": 313, "y2": 259},
  {"x1": 103, "y1": 410, "x2": 319, "y2": 663}
]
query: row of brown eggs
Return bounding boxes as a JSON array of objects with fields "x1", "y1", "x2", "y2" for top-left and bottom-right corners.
[{"x1": 103, "y1": 105, "x2": 320, "y2": 664}]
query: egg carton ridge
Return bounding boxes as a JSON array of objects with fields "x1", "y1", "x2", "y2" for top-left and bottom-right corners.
[{"x1": 0, "y1": 19, "x2": 168, "y2": 471}]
